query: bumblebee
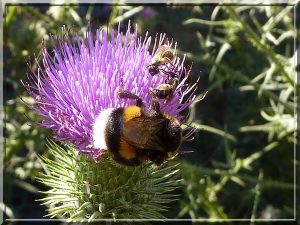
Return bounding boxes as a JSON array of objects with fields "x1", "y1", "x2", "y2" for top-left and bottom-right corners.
[
  {"x1": 147, "y1": 44, "x2": 175, "y2": 76},
  {"x1": 150, "y1": 77, "x2": 179, "y2": 104},
  {"x1": 92, "y1": 89, "x2": 182, "y2": 166}
]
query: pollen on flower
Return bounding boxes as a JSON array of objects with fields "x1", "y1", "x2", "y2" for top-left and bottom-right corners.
[{"x1": 23, "y1": 23, "x2": 199, "y2": 161}]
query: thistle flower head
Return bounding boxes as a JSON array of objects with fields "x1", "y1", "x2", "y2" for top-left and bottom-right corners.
[
  {"x1": 23, "y1": 23, "x2": 198, "y2": 160},
  {"x1": 38, "y1": 141, "x2": 181, "y2": 221}
]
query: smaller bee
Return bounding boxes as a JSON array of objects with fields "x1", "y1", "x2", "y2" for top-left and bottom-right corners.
[
  {"x1": 147, "y1": 44, "x2": 175, "y2": 76},
  {"x1": 150, "y1": 77, "x2": 179, "y2": 104}
]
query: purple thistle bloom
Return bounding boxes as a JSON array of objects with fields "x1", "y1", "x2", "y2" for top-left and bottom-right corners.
[{"x1": 23, "y1": 23, "x2": 198, "y2": 160}]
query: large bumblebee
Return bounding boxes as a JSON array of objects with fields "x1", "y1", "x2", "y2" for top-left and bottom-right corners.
[{"x1": 92, "y1": 89, "x2": 182, "y2": 166}]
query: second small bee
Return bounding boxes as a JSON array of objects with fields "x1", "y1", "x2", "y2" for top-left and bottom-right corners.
[{"x1": 150, "y1": 77, "x2": 179, "y2": 104}]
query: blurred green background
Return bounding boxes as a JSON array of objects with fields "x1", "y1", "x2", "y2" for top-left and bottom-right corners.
[{"x1": 3, "y1": 3, "x2": 299, "y2": 222}]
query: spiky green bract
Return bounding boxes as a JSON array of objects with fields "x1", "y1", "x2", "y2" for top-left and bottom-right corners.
[{"x1": 37, "y1": 140, "x2": 181, "y2": 222}]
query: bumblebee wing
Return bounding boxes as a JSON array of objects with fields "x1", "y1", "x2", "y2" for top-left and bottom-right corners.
[{"x1": 122, "y1": 117, "x2": 166, "y2": 152}]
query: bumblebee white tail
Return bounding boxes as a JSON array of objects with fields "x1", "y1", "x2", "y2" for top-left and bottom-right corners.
[{"x1": 92, "y1": 108, "x2": 114, "y2": 150}]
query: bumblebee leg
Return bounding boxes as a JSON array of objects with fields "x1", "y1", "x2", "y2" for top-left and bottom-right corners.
[
  {"x1": 148, "y1": 150, "x2": 168, "y2": 165},
  {"x1": 117, "y1": 88, "x2": 144, "y2": 107},
  {"x1": 149, "y1": 87, "x2": 161, "y2": 113},
  {"x1": 151, "y1": 94, "x2": 160, "y2": 113},
  {"x1": 113, "y1": 155, "x2": 141, "y2": 166}
]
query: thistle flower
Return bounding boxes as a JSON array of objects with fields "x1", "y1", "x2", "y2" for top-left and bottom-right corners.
[
  {"x1": 38, "y1": 140, "x2": 181, "y2": 221},
  {"x1": 23, "y1": 23, "x2": 199, "y2": 220},
  {"x1": 23, "y1": 24, "x2": 197, "y2": 160}
]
